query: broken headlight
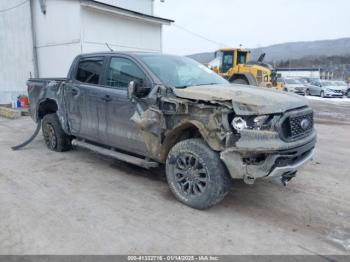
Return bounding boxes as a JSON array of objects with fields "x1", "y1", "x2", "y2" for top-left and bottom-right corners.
[
  {"x1": 232, "y1": 115, "x2": 272, "y2": 131},
  {"x1": 231, "y1": 117, "x2": 247, "y2": 131}
]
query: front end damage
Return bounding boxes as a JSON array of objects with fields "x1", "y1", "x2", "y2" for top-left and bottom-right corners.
[
  {"x1": 217, "y1": 100, "x2": 316, "y2": 184},
  {"x1": 220, "y1": 135, "x2": 315, "y2": 185},
  {"x1": 219, "y1": 105, "x2": 316, "y2": 185},
  {"x1": 133, "y1": 84, "x2": 316, "y2": 185}
]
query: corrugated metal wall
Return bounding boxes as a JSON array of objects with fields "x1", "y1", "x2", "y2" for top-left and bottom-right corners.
[
  {"x1": 32, "y1": 0, "x2": 82, "y2": 77},
  {"x1": 97, "y1": 0, "x2": 154, "y2": 15},
  {"x1": 81, "y1": 6, "x2": 162, "y2": 53},
  {"x1": 0, "y1": 0, "x2": 35, "y2": 104},
  {"x1": 0, "y1": 0, "x2": 160, "y2": 104}
]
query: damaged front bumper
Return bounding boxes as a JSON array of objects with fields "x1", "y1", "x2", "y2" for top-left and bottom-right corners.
[{"x1": 220, "y1": 130, "x2": 316, "y2": 184}]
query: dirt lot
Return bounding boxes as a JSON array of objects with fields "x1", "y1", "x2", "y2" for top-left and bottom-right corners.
[{"x1": 0, "y1": 98, "x2": 350, "y2": 255}]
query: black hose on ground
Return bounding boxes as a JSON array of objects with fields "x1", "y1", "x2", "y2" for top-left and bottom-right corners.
[{"x1": 11, "y1": 120, "x2": 42, "y2": 151}]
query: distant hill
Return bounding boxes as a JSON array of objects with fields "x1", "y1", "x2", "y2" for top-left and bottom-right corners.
[
  {"x1": 188, "y1": 52, "x2": 215, "y2": 65},
  {"x1": 188, "y1": 38, "x2": 350, "y2": 64}
]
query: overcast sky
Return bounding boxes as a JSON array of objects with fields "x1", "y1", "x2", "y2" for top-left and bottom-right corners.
[{"x1": 154, "y1": 0, "x2": 350, "y2": 55}]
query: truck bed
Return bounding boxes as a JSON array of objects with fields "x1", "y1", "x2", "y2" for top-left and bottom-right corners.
[{"x1": 27, "y1": 78, "x2": 67, "y2": 122}]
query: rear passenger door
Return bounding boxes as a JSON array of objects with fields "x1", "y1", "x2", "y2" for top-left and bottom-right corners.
[
  {"x1": 100, "y1": 56, "x2": 150, "y2": 155},
  {"x1": 64, "y1": 56, "x2": 108, "y2": 142}
]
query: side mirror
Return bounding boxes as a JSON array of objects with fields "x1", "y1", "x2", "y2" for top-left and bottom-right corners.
[{"x1": 128, "y1": 80, "x2": 151, "y2": 100}]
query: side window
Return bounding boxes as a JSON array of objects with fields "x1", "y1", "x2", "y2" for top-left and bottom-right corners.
[
  {"x1": 237, "y1": 51, "x2": 247, "y2": 64},
  {"x1": 76, "y1": 57, "x2": 104, "y2": 84},
  {"x1": 106, "y1": 57, "x2": 146, "y2": 89},
  {"x1": 221, "y1": 52, "x2": 233, "y2": 73}
]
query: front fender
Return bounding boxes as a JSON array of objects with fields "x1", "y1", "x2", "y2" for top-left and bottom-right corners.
[{"x1": 160, "y1": 120, "x2": 223, "y2": 162}]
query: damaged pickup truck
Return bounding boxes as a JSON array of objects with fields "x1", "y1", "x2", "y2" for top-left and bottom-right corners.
[{"x1": 27, "y1": 52, "x2": 316, "y2": 209}]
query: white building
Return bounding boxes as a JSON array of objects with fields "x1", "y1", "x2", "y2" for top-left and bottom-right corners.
[
  {"x1": 276, "y1": 68, "x2": 321, "y2": 79},
  {"x1": 0, "y1": 0, "x2": 172, "y2": 104}
]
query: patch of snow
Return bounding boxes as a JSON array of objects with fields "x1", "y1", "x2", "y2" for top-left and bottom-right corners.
[{"x1": 306, "y1": 95, "x2": 350, "y2": 104}]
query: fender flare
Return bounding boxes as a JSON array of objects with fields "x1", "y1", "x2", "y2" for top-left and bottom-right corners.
[{"x1": 160, "y1": 120, "x2": 223, "y2": 162}]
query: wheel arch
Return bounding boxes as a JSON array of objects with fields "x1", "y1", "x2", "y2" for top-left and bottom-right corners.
[
  {"x1": 160, "y1": 120, "x2": 222, "y2": 163},
  {"x1": 229, "y1": 73, "x2": 257, "y2": 86},
  {"x1": 38, "y1": 99, "x2": 58, "y2": 119}
]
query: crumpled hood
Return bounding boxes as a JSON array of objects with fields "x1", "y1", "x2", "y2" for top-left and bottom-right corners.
[{"x1": 173, "y1": 84, "x2": 309, "y2": 115}]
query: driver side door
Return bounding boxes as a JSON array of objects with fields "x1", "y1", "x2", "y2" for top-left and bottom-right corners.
[{"x1": 100, "y1": 56, "x2": 150, "y2": 156}]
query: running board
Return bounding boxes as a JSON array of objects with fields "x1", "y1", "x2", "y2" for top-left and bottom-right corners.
[{"x1": 72, "y1": 139, "x2": 159, "y2": 169}]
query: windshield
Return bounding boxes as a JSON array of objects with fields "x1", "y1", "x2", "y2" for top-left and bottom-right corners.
[
  {"x1": 334, "y1": 81, "x2": 347, "y2": 86},
  {"x1": 322, "y1": 81, "x2": 333, "y2": 86},
  {"x1": 285, "y1": 79, "x2": 299, "y2": 84},
  {"x1": 140, "y1": 54, "x2": 228, "y2": 88}
]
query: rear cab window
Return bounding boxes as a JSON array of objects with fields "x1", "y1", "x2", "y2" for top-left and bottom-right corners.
[{"x1": 75, "y1": 57, "x2": 104, "y2": 84}]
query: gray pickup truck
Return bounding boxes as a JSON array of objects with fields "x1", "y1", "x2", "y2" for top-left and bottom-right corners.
[{"x1": 28, "y1": 52, "x2": 316, "y2": 209}]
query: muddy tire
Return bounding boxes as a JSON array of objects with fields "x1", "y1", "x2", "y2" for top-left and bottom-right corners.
[
  {"x1": 42, "y1": 113, "x2": 71, "y2": 152},
  {"x1": 166, "y1": 138, "x2": 231, "y2": 210},
  {"x1": 231, "y1": 78, "x2": 249, "y2": 85}
]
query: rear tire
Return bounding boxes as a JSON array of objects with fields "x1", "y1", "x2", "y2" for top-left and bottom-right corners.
[
  {"x1": 231, "y1": 78, "x2": 249, "y2": 85},
  {"x1": 42, "y1": 113, "x2": 72, "y2": 152},
  {"x1": 306, "y1": 89, "x2": 310, "y2": 96},
  {"x1": 320, "y1": 91, "x2": 325, "y2": 98},
  {"x1": 166, "y1": 138, "x2": 231, "y2": 210}
]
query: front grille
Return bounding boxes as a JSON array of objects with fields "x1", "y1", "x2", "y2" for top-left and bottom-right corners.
[
  {"x1": 280, "y1": 111, "x2": 313, "y2": 140},
  {"x1": 330, "y1": 89, "x2": 342, "y2": 93}
]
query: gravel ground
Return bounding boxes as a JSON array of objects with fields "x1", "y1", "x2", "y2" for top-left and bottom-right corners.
[
  {"x1": 307, "y1": 96, "x2": 350, "y2": 124},
  {"x1": 0, "y1": 99, "x2": 349, "y2": 255}
]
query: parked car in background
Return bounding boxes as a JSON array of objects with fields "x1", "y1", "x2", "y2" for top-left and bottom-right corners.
[
  {"x1": 278, "y1": 78, "x2": 306, "y2": 95},
  {"x1": 346, "y1": 86, "x2": 350, "y2": 98},
  {"x1": 298, "y1": 78, "x2": 310, "y2": 86},
  {"x1": 301, "y1": 77, "x2": 319, "y2": 85},
  {"x1": 347, "y1": 85, "x2": 350, "y2": 98},
  {"x1": 331, "y1": 80, "x2": 348, "y2": 96},
  {"x1": 306, "y1": 80, "x2": 344, "y2": 98}
]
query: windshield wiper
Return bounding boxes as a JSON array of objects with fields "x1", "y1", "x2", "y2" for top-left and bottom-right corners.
[
  {"x1": 195, "y1": 83, "x2": 220, "y2": 86},
  {"x1": 175, "y1": 83, "x2": 219, "y2": 89}
]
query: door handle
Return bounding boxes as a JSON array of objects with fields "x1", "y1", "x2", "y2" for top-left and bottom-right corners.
[
  {"x1": 101, "y1": 95, "x2": 112, "y2": 102},
  {"x1": 71, "y1": 88, "x2": 79, "y2": 96}
]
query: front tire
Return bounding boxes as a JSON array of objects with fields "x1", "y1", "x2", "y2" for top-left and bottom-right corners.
[
  {"x1": 320, "y1": 91, "x2": 325, "y2": 98},
  {"x1": 42, "y1": 113, "x2": 71, "y2": 152},
  {"x1": 166, "y1": 138, "x2": 231, "y2": 210},
  {"x1": 306, "y1": 89, "x2": 311, "y2": 96}
]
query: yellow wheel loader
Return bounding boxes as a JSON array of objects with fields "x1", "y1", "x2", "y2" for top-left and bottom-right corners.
[{"x1": 209, "y1": 48, "x2": 278, "y2": 88}]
